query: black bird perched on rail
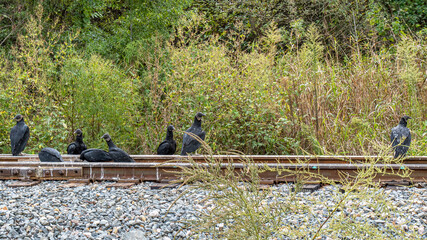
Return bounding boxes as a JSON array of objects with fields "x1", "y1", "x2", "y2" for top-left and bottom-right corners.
[
  {"x1": 102, "y1": 133, "x2": 134, "y2": 162},
  {"x1": 10, "y1": 114, "x2": 30, "y2": 156},
  {"x1": 39, "y1": 147, "x2": 63, "y2": 162},
  {"x1": 67, "y1": 129, "x2": 87, "y2": 154},
  {"x1": 390, "y1": 115, "x2": 412, "y2": 159},
  {"x1": 181, "y1": 112, "x2": 206, "y2": 156},
  {"x1": 80, "y1": 148, "x2": 112, "y2": 162},
  {"x1": 157, "y1": 125, "x2": 177, "y2": 155}
]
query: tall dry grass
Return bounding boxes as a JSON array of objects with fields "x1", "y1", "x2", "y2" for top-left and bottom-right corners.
[{"x1": 135, "y1": 22, "x2": 426, "y2": 155}]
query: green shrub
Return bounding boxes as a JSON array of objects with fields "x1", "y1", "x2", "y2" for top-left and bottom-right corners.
[
  {"x1": 0, "y1": 2, "x2": 426, "y2": 156},
  {"x1": 59, "y1": 55, "x2": 138, "y2": 151}
]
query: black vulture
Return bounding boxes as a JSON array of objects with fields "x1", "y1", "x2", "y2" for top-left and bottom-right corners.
[
  {"x1": 10, "y1": 114, "x2": 30, "y2": 156},
  {"x1": 102, "y1": 133, "x2": 134, "y2": 162},
  {"x1": 157, "y1": 125, "x2": 177, "y2": 155},
  {"x1": 67, "y1": 129, "x2": 87, "y2": 154},
  {"x1": 181, "y1": 112, "x2": 206, "y2": 156},
  {"x1": 390, "y1": 115, "x2": 412, "y2": 159},
  {"x1": 80, "y1": 149, "x2": 112, "y2": 162},
  {"x1": 39, "y1": 147, "x2": 63, "y2": 162}
]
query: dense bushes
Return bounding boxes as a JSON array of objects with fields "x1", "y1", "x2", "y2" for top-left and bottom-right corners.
[
  {"x1": 141, "y1": 23, "x2": 426, "y2": 155},
  {"x1": 0, "y1": 1, "x2": 426, "y2": 155},
  {"x1": 190, "y1": 0, "x2": 427, "y2": 55}
]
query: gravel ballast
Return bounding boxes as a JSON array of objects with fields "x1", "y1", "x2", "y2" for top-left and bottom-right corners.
[{"x1": 0, "y1": 181, "x2": 426, "y2": 239}]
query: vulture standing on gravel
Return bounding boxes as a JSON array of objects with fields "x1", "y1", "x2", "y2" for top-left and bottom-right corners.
[
  {"x1": 181, "y1": 112, "x2": 206, "y2": 156},
  {"x1": 39, "y1": 147, "x2": 63, "y2": 162},
  {"x1": 157, "y1": 125, "x2": 177, "y2": 155},
  {"x1": 10, "y1": 114, "x2": 30, "y2": 156},
  {"x1": 80, "y1": 148, "x2": 112, "y2": 162},
  {"x1": 390, "y1": 115, "x2": 412, "y2": 159},
  {"x1": 67, "y1": 129, "x2": 87, "y2": 154},
  {"x1": 102, "y1": 133, "x2": 134, "y2": 162}
]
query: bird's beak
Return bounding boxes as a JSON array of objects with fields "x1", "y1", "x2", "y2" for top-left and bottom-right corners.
[
  {"x1": 74, "y1": 130, "x2": 78, "y2": 134},
  {"x1": 408, "y1": 117, "x2": 412, "y2": 119}
]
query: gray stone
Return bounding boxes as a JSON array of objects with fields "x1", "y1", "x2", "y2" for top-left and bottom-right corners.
[
  {"x1": 1, "y1": 181, "x2": 426, "y2": 240},
  {"x1": 40, "y1": 217, "x2": 49, "y2": 226},
  {"x1": 149, "y1": 209, "x2": 160, "y2": 217},
  {"x1": 122, "y1": 230, "x2": 147, "y2": 240},
  {"x1": 9, "y1": 228, "x2": 19, "y2": 238}
]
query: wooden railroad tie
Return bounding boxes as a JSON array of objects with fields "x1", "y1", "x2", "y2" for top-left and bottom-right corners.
[
  {"x1": 150, "y1": 182, "x2": 179, "y2": 189},
  {"x1": 59, "y1": 179, "x2": 91, "y2": 188},
  {"x1": 292, "y1": 183, "x2": 322, "y2": 193},
  {"x1": 7, "y1": 180, "x2": 41, "y2": 187},
  {"x1": 381, "y1": 180, "x2": 412, "y2": 189},
  {"x1": 106, "y1": 179, "x2": 141, "y2": 188}
]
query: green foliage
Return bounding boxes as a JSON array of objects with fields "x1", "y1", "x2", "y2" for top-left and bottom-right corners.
[
  {"x1": 0, "y1": 1, "x2": 426, "y2": 156},
  {"x1": 160, "y1": 36, "x2": 300, "y2": 154},
  {"x1": 0, "y1": 3, "x2": 68, "y2": 153},
  {"x1": 191, "y1": 0, "x2": 427, "y2": 56},
  {"x1": 35, "y1": 0, "x2": 193, "y2": 61},
  {"x1": 0, "y1": 0, "x2": 28, "y2": 48},
  {"x1": 376, "y1": 0, "x2": 427, "y2": 32},
  {"x1": 59, "y1": 55, "x2": 138, "y2": 151}
]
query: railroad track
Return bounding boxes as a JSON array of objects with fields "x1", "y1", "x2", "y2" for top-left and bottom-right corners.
[
  {"x1": 0, "y1": 155, "x2": 426, "y2": 184},
  {"x1": 1, "y1": 154, "x2": 427, "y2": 163}
]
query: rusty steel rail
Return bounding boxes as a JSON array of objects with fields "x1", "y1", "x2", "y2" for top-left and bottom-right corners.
[
  {"x1": 1, "y1": 154, "x2": 427, "y2": 164},
  {"x1": 0, "y1": 161, "x2": 426, "y2": 183}
]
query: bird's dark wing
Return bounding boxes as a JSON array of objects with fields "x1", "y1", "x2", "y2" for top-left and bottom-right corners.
[
  {"x1": 10, "y1": 126, "x2": 19, "y2": 154},
  {"x1": 10, "y1": 126, "x2": 23, "y2": 154},
  {"x1": 157, "y1": 140, "x2": 176, "y2": 155},
  {"x1": 80, "y1": 149, "x2": 90, "y2": 160},
  {"x1": 401, "y1": 129, "x2": 411, "y2": 148},
  {"x1": 80, "y1": 143, "x2": 87, "y2": 152},
  {"x1": 392, "y1": 126, "x2": 411, "y2": 158},
  {"x1": 39, "y1": 148, "x2": 63, "y2": 162},
  {"x1": 109, "y1": 148, "x2": 134, "y2": 162},
  {"x1": 10, "y1": 125, "x2": 29, "y2": 155},
  {"x1": 22, "y1": 126, "x2": 30, "y2": 149},
  {"x1": 157, "y1": 141, "x2": 170, "y2": 154},
  {"x1": 67, "y1": 143, "x2": 77, "y2": 154},
  {"x1": 181, "y1": 134, "x2": 201, "y2": 155},
  {"x1": 80, "y1": 149, "x2": 112, "y2": 162},
  {"x1": 171, "y1": 140, "x2": 177, "y2": 154},
  {"x1": 17, "y1": 126, "x2": 29, "y2": 154},
  {"x1": 390, "y1": 126, "x2": 401, "y2": 147},
  {"x1": 181, "y1": 127, "x2": 206, "y2": 155},
  {"x1": 181, "y1": 127, "x2": 194, "y2": 146},
  {"x1": 199, "y1": 131, "x2": 206, "y2": 141}
]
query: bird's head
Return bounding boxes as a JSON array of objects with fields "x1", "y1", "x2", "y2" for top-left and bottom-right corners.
[
  {"x1": 167, "y1": 125, "x2": 175, "y2": 132},
  {"x1": 402, "y1": 115, "x2": 412, "y2": 122},
  {"x1": 74, "y1": 129, "x2": 83, "y2": 136},
  {"x1": 400, "y1": 115, "x2": 412, "y2": 125},
  {"x1": 13, "y1": 114, "x2": 23, "y2": 122},
  {"x1": 402, "y1": 115, "x2": 411, "y2": 120},
  {"x1": 195, "y1": 112, "x2": 206, "y2": 121},
  {"x1": 101, "y1": 133, "x2": 111, "y2": 141}
]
